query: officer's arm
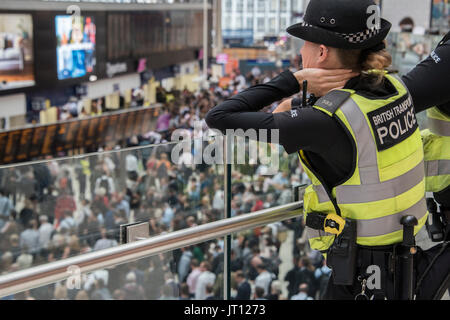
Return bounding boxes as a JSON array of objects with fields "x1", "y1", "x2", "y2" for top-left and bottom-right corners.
[
  {"x1": 273, "y1": 99, "x2": 293, "y2": 113},
  {"x1": 205, "y1": 70, "x2": 299, "y2": 141},
  {"x1": 206, "y1": 71, "x2": 345, "y2": 154},
  {"x1": 402, "y1": 36, "x2": 450, "y2": 113},
  {"x1": 206, "y1": 70, "x2": 299, "y2": 129}
]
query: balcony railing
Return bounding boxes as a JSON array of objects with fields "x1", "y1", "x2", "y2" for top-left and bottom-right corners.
[
  {"x1": 0, "y1": 200, "x2": 302, "y2": 298},
  {"x1": 0, "y1": 127, "x2": 305, "y2": 300}
]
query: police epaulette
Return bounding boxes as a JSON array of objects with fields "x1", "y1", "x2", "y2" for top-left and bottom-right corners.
[
  {"x1": 439, "y1": 31, "x2": 450, "y2": 46},
  {"x1": 314, "y1": 90, "x2": 351, "y2": 115}
]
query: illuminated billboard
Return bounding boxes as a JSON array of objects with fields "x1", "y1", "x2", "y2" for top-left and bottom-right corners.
[{"x1": 56, "y1": 15, "x2": 96, "y2": 80}]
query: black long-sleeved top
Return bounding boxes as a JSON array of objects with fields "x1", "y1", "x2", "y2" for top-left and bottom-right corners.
[
  {"x1": 206, "y1": 33, "x2": 450, "y2": 189},
  {"x1": 205, "y1": 71, "x2": 400, "y2": 188},
  {"x1": 402, "y1": 32, "x2": 450, "y2": 115}
]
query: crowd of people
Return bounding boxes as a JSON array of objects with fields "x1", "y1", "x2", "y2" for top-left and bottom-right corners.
[
  {"x1": 49, "y1": 86, "x2": 146, "y2": 123},
  {"x1": 0, "y1": 65, "x2": 332, "y2": 300}
]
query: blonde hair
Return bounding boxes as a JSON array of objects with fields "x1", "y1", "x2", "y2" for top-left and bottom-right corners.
[{"x1": 335, "y1": 40, "x2": 392, "y2": 85}]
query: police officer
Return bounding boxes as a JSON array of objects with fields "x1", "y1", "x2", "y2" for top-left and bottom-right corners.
[
  {"x1": 206, "y1": 0, "x2": 428, "y2": 299},
  {"x1": 401, "y1": 32, "x2": 450, "y2": 299},
  {"x1": 421, "y1": 107, "x2": 450, "y2": 240},
  {"x1": 402, "y1": 33, "x2": 450, "y2": 241}
]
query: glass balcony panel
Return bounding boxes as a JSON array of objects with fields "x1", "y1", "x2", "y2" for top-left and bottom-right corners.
[
  {"x1": 231, "y1": 139, "x2": 306, "y2": 216},
  {"x1": 0, "y1": 138, "x2": 224, "y2": 276},
  {"x1": 229, "y1": 219, "x2": 320, "y2": 301},
  {"x1": 227, "y1": 140, "x2": 313, "y2": 300},
  {"x1": 1, "y1": 238, "x2": 224, "y2": 300}
]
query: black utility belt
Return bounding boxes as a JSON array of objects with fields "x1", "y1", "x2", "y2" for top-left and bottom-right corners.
[{"x1": 357, "y1": 244, "x2": 397, "y2": 252}]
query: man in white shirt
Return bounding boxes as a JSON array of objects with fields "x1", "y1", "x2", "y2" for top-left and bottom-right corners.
[
  {"x1": 59, "y1": 211, "x2": 76, "y2": 232},
  {"x1": 0, "y1": 189, "x2": 13, "y2": 230},
  {"x1": 93, "y1": 228, "x2": 118, "y2": 251},
  {"x1": 212, "y1": 183, "x2": 224, "y2": 211},
  {"x1": 125, "y1": 153, "x2": 139, "y2": 180},
  {"x1": 38, "y1": 215, "x2": 53, "y2": 250},
  {"x1": 95, "y1": 173, "x2": 115, "y2": 197},
  {"x1": 254, "y1": 263, "x2": 275, "y2": 296},
  {"x1": 291, "y1": 283, "x2": 314, "y2": 300},
  {"x1": 195, "y1": 261, "x2": 216, "y2": 300},
  {"x1": 74, "y1": 199, "x2": 92, "y2": 228},
  {"x1": 20, "y1": 220, "x2": 40, "y2": 255},
  {"x1": 186, "y1": 259, "x2": 202, "y2": 298}
]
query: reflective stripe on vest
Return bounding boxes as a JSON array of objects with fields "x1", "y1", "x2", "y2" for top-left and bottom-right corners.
[
  {"x1": 425, "y1": 159, "x2": 450, "y2": 177},
  {"x1": 429, "y1": 118, "x2": 450, "y2": 136},
  {"x1": 300, "y1": 74, "x2": 427, "y2": 249},
  {"x1": 427, "y1": 107, "x2": 450, "y2": 137},
  {"x1": 356, "y1": 196, "x2": 426, "y2": 237},
  {"x1": 422, "y1": 107, "x2": 450, "y2": 192},
  {"x1": 306, "y1": 191, "x2": 423, "y2": 238},
  {"x1": 313, "y1": 184, "x2": 329, "y2": 203}
]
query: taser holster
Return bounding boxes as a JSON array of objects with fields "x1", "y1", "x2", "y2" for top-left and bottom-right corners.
[{"x1": 306, "y1": 212, "x2": 358, "y2": 285}]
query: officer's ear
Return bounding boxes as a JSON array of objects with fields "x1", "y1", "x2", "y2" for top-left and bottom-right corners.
[{"x1": 317, "y1": 44, "x2": 330, "y2": 64}]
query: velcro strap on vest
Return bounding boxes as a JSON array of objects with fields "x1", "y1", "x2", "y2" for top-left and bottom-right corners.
[
  {"x1": 315, "y1": 90, "x2": 351, "y2": 115},
  {"x1": 305, "y1": 212, "x2": 327, "y2": 230},
  {"x1": 305, "y1": 212, "x2": 346, "y2": 235},
  {"x1": 439, "y1": 31, "x2": 450, "y2": 46}
]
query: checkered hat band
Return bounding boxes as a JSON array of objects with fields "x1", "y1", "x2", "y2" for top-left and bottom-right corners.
[{"x1": 299, "y1": 21, "x2": 380, "y2": 44}]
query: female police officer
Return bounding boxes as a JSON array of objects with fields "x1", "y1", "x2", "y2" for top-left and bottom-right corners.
[{"x1": 206, "y1": 0, "x2": 428, "y2": 299}]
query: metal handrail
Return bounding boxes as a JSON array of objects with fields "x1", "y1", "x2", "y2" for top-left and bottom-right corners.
[
  {"x1": 0, "y1": 201, "x2": 303, "y2": 298},
  {"x1": 0, "y1": 1, "x2": 211, "y2": 11}
]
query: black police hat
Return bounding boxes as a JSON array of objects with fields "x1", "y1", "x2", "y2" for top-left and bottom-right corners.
[{"x1": 287, "y1": 0, "x2": 391, "y2": 50}]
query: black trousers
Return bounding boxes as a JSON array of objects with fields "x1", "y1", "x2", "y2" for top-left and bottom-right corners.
[
  {"x1": 415, "y1": 241, "x2": 450, "y2": 300},
  {"x1": 323, "y1": 247, "x2": 397, "y2": 300}
]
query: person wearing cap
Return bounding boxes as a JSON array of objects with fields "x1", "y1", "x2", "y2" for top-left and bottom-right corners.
[{"x1": 206, "y1": 0, "x2": 427, "y2": 299}]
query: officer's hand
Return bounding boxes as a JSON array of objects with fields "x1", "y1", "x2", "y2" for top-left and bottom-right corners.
[{"x1": 294, "y1": 68, "x2": 359, "y2": 96}]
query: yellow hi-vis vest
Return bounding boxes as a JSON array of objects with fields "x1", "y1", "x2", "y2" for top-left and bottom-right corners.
[
  {"x1": 299, "y1": 73, "x2": 428, "y2": 252},
  {"x1": 421, "y1": 107, "x2": 450, "y2": 193}
]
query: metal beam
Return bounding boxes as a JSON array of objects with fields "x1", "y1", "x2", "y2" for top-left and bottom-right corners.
[{"x1": 0, "y1": 0, "x2": 211, "y2": 12}]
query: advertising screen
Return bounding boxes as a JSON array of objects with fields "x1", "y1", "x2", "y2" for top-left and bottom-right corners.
[
  {"x1": 0, "y1": 14, "x2": 35, "y2": 91},
  {"x1": 56, "y1": 15, "x2": 96, "y2": 80}
]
